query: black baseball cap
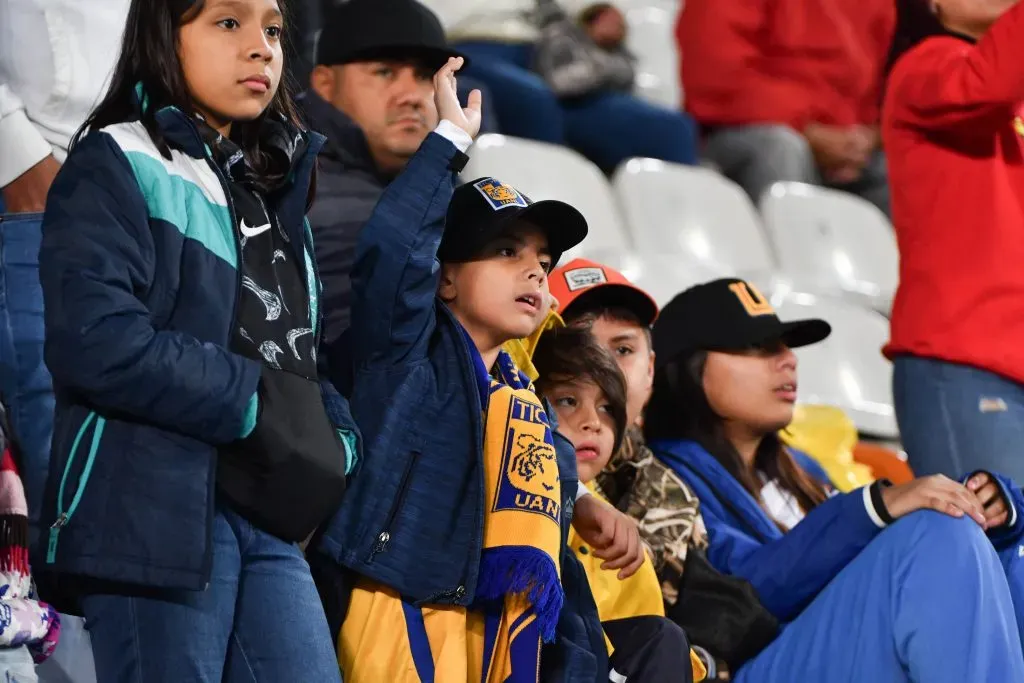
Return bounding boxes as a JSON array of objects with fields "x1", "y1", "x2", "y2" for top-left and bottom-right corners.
[
  {"x1": 317, "y1": 0, "x2": 466, "y2": 70},
  {"x1": 652, "y1": 278, "x2": 831, "y2": 370},
  {"x1": 439, "y1": 177, "x2": 589, "y2": 266}
]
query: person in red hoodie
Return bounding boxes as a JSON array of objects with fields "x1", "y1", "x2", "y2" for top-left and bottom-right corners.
[
  {"x1": 677, "y1": 0, "x2": 895, "y2": 215},
  {"x1": 884, "y1": 0, "x2": 1024, "y2": 483}
]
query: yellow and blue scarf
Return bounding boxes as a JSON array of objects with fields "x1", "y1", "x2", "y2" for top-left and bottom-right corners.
[
  {"x1": 339, "y1": 332, "x2": 563, "y2": 683},
  {"x1": 466, "y1": 328, "x2": 564, "y2": 680}
]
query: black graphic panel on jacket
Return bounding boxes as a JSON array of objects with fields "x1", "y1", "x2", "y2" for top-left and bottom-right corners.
[
  {"x1": 202, "y1": 121, "x2": 346, "y2": 543},
  {"x1": 230, "y1": 180, "x2": 315, "y2": 377}
]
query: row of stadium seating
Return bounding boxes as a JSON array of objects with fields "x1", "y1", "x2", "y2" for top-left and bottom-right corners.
[{"x1": 463, "y1": 134, "x2": 900, "y2": 441}]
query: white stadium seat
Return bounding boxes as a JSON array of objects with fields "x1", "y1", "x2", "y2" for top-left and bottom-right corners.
[
  {"x1": 769, "y1": 289, "x2": 898, "y2": 439},
  {"x1": 612, "y1": 158, "x2": 777, "y2": 275},
  {"x1": 625, "y1": 5, "x2": 682, "y2": 109},
  {"x1": 759, "y1": 182, "x2": 898, "y2": 313},
  {"x1": 572, "y1": 248, "x2": 728, "y2": 306},
  {"x1": 462, "y1": 135, "x2": 631, "y2": 257}
]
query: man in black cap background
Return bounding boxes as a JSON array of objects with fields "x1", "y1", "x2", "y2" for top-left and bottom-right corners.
[{"x1": 300, "y1": 0, "x2": 496, "y2": 345}]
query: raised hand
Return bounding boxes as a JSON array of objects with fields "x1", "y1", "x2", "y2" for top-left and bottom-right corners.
[{"x1": 433, "y1": 57, "x2": 482, "y2": 140}]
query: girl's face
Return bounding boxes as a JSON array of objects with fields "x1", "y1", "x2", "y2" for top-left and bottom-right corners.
[
  {"x1": 546, "y1": 378, "x2": 617, "y2": 485},
  {"x1": 702, "y1": 340, "x2": 798, "y2": 436},
  {"x1": 178, "y1": 0, "x2": 285, "y2": 134}
]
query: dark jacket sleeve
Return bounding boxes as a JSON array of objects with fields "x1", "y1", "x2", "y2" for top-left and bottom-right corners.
[
  {"x1": 349, "y1": 132, "x2": 461, "y2": 367},
  {"x1": 307, "y1": 163, "x2": 384, "y2": 346},
  {"x1": 39, "y1": 132, "x2": 261, "y2": 444}
]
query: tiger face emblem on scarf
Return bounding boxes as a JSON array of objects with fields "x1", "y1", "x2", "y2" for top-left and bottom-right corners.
[
  {"x1": 493, "y1": 396, "x2": 561, "y2": 522},
  {"x1": 509, "y1": 433, "x2": 558, "y2": 495}
]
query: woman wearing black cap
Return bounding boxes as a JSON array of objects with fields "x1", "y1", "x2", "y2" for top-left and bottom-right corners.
[{"x1": 642, "y1": 278, "x2": 1024, "y2": 682}]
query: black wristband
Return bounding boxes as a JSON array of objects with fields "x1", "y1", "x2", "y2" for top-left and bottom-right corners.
[
  {"x1": 870, "y1": 479, "x2": 896, "y2": 525},
  {"x1": 448, "y1": 150, "x2": 469, "y2": 173}
]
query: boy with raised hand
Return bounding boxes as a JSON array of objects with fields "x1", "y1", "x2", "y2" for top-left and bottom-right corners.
[{"x1": 317, "y1": 58, "x2": 639, "y2": 682}]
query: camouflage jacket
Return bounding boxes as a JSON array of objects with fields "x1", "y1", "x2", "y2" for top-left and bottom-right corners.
[{"x1": 595, "y1": 427, "x2": 708, "y2": 605}]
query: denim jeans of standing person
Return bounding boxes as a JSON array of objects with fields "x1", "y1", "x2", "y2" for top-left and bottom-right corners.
[
  {"x1": 894, "y1": 355, "x2": 1024, "y2": 484},
  {"x1": 80, "y1": 502, "x2": 342, "y2": 683},
  {"x1": 0, "y1": 199, "x2": 52, "y2": 546},
  {"x1": 454, "y1": 41, "x2": 699, "y2": 172}
]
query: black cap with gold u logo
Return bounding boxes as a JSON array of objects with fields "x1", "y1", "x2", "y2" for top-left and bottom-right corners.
[{"x1": 651, "y1": 278, "x2": 831, "y2": 370}]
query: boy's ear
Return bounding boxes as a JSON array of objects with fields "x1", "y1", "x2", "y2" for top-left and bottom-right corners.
[{"x1": 438, "y1": 263, "x2": 457, "y2": 304}]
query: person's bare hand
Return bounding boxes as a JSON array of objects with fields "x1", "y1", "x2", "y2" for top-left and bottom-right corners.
[
  {"x1": 881, "y1": 474, "x2": 987, "y2": 525},
  {"x1": 804, "y1": 123, "x2": 870, "y2": 182},
  {"x1": 850, "y1": 125, "x2": 879, "y2": 158},
  {"x1": 572, "y1": 494, "x2": 645, "y2": 579},
  {"x1": 433, "y1": 57, "x2": 482, "y2": 140},
  {"x1": 825, "y1": 164, "x2": 862, "y2": 185},
  {"x1": 1, "y1": 155, "x2": 59, "y2": 213},
  {"x1": 966, "y1": 471, "x2": 1011, "y2": 530}
]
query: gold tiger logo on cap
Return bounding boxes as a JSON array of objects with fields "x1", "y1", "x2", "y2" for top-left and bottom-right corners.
[{"x1": 473, "y1": 177, "x2": 529, "y2": 210}]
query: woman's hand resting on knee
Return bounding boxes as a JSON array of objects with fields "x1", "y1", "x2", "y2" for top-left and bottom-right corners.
[
  {"x1": 966, "y1": 471, "x2": 1011, "y2": 530},
  {"x1": 881, "y1": 475, "x2": 987, "y2": 526}
]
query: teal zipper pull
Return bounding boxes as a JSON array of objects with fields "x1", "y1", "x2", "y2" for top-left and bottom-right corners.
[
  {"x1": 49, "y1": 412, "x2": 105, "y2": 565},
  {"x1": 46, "y1": 513, "x2": 68, "y2": 564}
]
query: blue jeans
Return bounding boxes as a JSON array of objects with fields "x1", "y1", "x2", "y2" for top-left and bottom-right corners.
[
  {"x1": 736, "y1": 512, "x2": 1024, "y2": 682},
  {"x1": 0, "y1": 207, "x2": 52, "y2": 542},
  {"x1": 893, "y1": 355, "x2": 1024, "y2": 483},
  {"x1": 80, "y1": 504, "x2": 341, "y2": 683},
  {"x1": 454, "y1": 41, "x2": 699, "y2": 171}
]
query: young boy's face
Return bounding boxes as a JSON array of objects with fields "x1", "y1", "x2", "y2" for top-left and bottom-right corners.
[
  {"x1": 545, "y1": 378, "x2": 617, "y2": 484},
  {"x1": 589, "y1": 314, "x2": 654, "y2": 426},
  {"x1": 440, "y1": 223, "x2": 553, "y2": 351}
]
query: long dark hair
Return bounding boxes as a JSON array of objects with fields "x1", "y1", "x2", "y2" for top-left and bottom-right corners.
[
  {"x1": 886, "y1": 0, "x2": 945, "y2": 73},
  {"x1": 74, "y1": 0, "x2": 303, "y2": 170},
  {"x1": 644, "y1": 351, "x2": 827, "y2": 529}
]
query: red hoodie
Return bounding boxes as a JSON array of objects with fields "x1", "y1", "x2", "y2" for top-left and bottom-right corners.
[
  {"x1": 883, "y1": 4, "x2": 1024, "y2": 383},
  {"x1": 677, "y1": 0, "x2": 895, "y2": 129}
]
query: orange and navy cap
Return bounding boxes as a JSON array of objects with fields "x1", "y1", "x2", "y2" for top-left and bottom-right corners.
[{"x1": 549, "y1": 258, "x2": 659, "y2": 326}]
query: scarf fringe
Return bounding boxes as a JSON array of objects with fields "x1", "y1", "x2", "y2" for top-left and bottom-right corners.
[
  {"x1": 0, "y1": 513, "x2": 28, "y2": 577},
  {"x1": 475, "y1": 547, "x2": 564, "y2": 642}
]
